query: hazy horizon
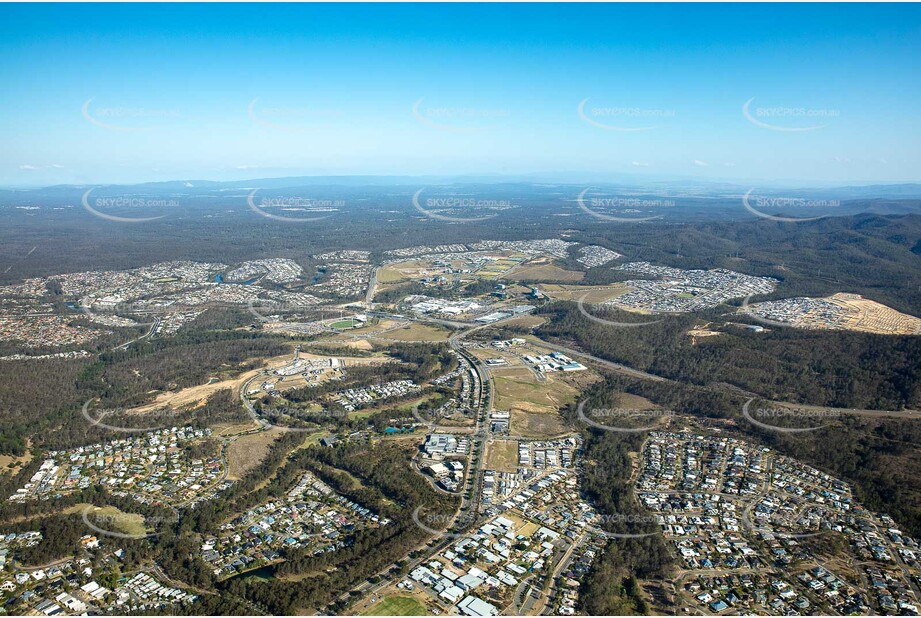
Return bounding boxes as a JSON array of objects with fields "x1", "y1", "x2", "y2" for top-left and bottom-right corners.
[{"x1": 4, "y1": 170, "x2": 921, "y2": 192}]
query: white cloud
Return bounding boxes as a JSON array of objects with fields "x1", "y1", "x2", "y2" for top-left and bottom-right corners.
[
  {"x1": 19, "y1": 163, "x2": 66, "y2": 171},
  {"x1": 692, "y1": 159, "x2": 709, "y2": 167},
  {"x1": 631, "y1": 161, "x2": 649, "y2": 167}
]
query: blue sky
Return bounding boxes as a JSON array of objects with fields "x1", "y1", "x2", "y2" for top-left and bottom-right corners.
[{"x1": 1, "y1": 3, "x2": 919, "y2": 186}]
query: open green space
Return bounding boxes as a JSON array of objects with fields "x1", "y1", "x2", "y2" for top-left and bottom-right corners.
[{"x1": 361, "y1": 595, "x2": 428, "y2": 616}]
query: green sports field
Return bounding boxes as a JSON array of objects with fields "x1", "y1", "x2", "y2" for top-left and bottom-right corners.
[
  {"x1": 361, "y1": 595, "x2": 428, "y2": 616},
  {"x1": 330, "y1": 319, "x2": 359, "y2": 329}
]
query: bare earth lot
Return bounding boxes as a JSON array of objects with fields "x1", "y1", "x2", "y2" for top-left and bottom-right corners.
[
  {"x1": 540, "y1": 283, "x2": 628, "y2": 302},
  {"x1": 506, "y1": 261, "x2": 585, "y2": 282},
  {"x1": 374, "y1": 323, "x2": 451, "y2": 342},
  {"x1": 225, "y1": 426, "x2": 287, "y2": 480},
  {"x1": 485, "y1": 439, "x2": 519, "y2": 473}
]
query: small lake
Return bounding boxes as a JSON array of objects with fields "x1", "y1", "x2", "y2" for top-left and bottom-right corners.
[
  {"x1": 224, "y1": 564, "x2": 276, "y2": 582},
  {"x1": 214, "y1": 273, "x2": 259, "y2": 285}
]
